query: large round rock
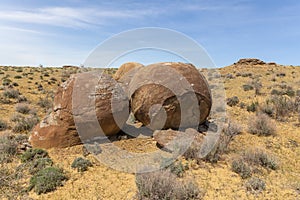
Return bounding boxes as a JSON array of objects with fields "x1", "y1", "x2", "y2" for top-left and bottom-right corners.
[
  {"x1": 30, "y1": 72, "x2": 129, "y2": 149},
  {"x1": 129, "y1": 62, "x2": 212, "y2": 130},
  {"x1": 113, "y1": 62, "x2": 144, "y2": 81},
  {"x1": 72, "y1": 72, "x2": 129, "y2": 142}
]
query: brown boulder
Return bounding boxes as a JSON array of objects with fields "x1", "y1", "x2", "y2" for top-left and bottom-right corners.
[
  {"x1": 113, "y1": 62, "x2": 144, "y2": 81},
  {"x1": 29, "y1": 75, "x2": 80, "y2": 148},
  {"x1": 129, "y1": 62, "x2": 212, "y2": 130},
  {"x1": 30, "y1": 72, "x2": 129, "y2": 148}
]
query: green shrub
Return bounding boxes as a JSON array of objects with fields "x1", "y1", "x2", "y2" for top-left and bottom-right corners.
[
  {"x1": 247, "y1": 102, "x2": 258, "y2": 112},
  {"x1": 28, "y1": 167, "x2": 67, "y2": 195},
  {"x1": 271, "y1": 89, "x2": 281, "y2": 95},
  {"x1": 14, "y1": 75, "x2": 22, "y2": 79},
  {"x1": 248, "y1": 113, "x2": 276, "y2": 136},
  {"x1": 29, "y1": 158, "x2": 53, "y2": 175},
  {"x1": 136, "y1": 170, "x2": 203, "y2": 200},
  {"x1": 227, "y1": 96, "x2": 239, "y2": 107},
  {"x1": 231, "y1": 158, "x2": 252, "y2": 179},
  {"x1": 166, "y1": 160, "x2": 189, "y2": 178},
  {"x1": 242, "y1": 84, "x2": 253, "y2": 91},
  {"x1": 71, "y1": 157, "x2": 92, "y2": 172},
  {"x1": 245, "y1": 177, "x2": 266, "y2": 193},
  {"x1": 20, "y1": 148, "x2": 48, "y2": 163},
  {"x1": 0, "y1": 119, "x2": 8, "y2": 131}
]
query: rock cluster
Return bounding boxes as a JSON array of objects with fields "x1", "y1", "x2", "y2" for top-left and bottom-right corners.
[
  {"x1": 235, "y1": 58, "x2": 266, "y2": 65},
  {"x1": 30, "y1": 62, "x2": 212, "y2": 149}
]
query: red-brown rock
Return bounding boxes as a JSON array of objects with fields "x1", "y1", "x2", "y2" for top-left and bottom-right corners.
[
  {"x1": 30, "y1": 72, "x2": 129, "y2": 149},
  {"x1": 129, "y1": 62, "x2": 212, "y2": 130}
]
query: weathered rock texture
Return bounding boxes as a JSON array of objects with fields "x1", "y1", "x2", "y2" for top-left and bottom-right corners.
[
  {"x1": 153, "y1": 128, "x2": 204, "y2": 152},
  {"x1": 30, "y1": 72, "x2": 129, "y2": 148},
  {"x1": 129, "y1": 62, "x2": 212, "y2": 130}
]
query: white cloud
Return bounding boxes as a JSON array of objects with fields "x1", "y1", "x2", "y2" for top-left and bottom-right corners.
[{"x1": 0, "y1": 6, "x2": 161, "y2": 29}]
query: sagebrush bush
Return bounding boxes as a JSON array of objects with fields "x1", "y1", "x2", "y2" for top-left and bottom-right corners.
[
  {"x1": 37, "y1": 97, "x2": 52, "y2": 110},
  {"x1": 243, "y1": 148, "x2": 279, "y2": 170},
  {"x1": 12, "y1": 115, "x2": 39, "y2": 132},
  {"x1": 245, "y1": 177, "x2": 266, "y2": 193},
  {"x1": 231, "y1": 158, "x2": 252, "y2": 179},
  {"x1": 136, "y1": 170, "x2": 203, "y2": 200},
  {"x1": 3, "y1": 89, "x2": 20, "y2": 99},
  {"x1": 20, "y1": 148, "x2": 49, "y2": 163},
  {"x1": 248, "y1": 113, "x2": 276, "y2": 136},
  {"x1": 213, "y1": 121, "x2": 242, "y2": 158},
  {"x1": 0, "y1": 165, "x2": 26, "y2": 199},
  {"x1": 28, "y1": 167, "x2": 67, "y2": 195},
  {"x1": 71, "y1": 157, "x2": 92, "y2": 172},
  {"x1": 270, "y1": 95, "x2": 294, "y2": 121},
  {"x1": 16, "y1": 103, "x2": 31, "y2": 114},
  {"x1": 0, "y1": 134, "x2": 18, "y2": 163},
  {"x1": 260, "y1": 101, "x2": 274, "y2": 117},
  {"x1": 252, "y1": 79, "x2": 262, "y2": 95}
]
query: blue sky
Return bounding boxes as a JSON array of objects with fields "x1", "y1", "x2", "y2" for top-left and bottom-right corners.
[{"x1": 0, "y1": 0, "x2": 299, "y2": 67}]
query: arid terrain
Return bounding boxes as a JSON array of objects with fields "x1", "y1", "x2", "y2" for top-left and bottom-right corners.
[{"x1": 0, "y1": 59, "x2": 299, "y2": 200}]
